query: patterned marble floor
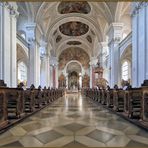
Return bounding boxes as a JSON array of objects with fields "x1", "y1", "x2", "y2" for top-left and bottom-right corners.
[{"x1": 0, "y1": 93, "x2": 148, "y2": 147}]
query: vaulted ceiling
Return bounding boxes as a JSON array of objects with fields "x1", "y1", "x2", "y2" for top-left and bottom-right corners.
[{"x1": 17, "y1": 1, "x2": 131, "y2": 58}]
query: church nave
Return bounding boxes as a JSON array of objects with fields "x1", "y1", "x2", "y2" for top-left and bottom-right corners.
[{"x1": 0, "y1": 93, "x2": 148, "y2": 147}]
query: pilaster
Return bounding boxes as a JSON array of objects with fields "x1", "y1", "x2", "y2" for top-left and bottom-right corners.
[
  {"x1": 25, "y1": 23, "x2": 40, "y2": 88},
  {"x1": 107, "y1": 23, "x2": 123, "y2": 88},
  {"x1": 0, "y1": 2, "x2": 18, "y2": 87}
]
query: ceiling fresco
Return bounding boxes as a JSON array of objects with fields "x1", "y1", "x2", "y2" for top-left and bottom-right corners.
[
  {"x1": 58, "y1": 47, "x2": 90, "y2": 70},
  {"x1": 58, "y1": 1, "x2": 91, "y2": 14},
  {"x1": 59, "y1": 21, "x2": 89, "y2": 36},
  {"x1": 67, "y1": 41, "x2": 82, "y2": 45}
]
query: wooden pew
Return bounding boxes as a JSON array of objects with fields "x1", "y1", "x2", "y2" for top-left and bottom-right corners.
[
  {"x1": 0, "y1": 87, "x2": 24, "y2": 119},
  {"x1": 34, "y1": 87, "x2": 43, "y2": 108},
  {"x1": 124, "y1": 90, "x2": 130, "y2": 114},
  {"x1": 125, "y1": 86, "x2": 148, "y2": 120},
  {"x1": 96, "y1": 89, "x2": 101, "y2": 103},
  {"x1": 101, "y1": 89, "x2": 107, "y2": 105},
  {"x1": 141, "y1": 86, "x2": 148, "y2": 121},
  {"x1": 113, "y1": 89, "x2": 125, "y2": 111},
  {"x1": 127, "y1": 88, "x2": 142, "y2": 119},
  {"x1": 106, "y1": 89, "x2": 114, "y2": 108},
  {"x1": 42, "y1": 87, "x2": 48, "y2": 105},
  {"x1": 47, "y1": 87, "x2": 52, "y2": 103},
  {"x1": 24, "y1": 88, "x2": 35, "y2": 112},
  {"x1": 0, "y1": 88, "x2": 8, "y2": 129},
  {"x1": 7, "y1": 88, "x2": 24, "y2": 118}
]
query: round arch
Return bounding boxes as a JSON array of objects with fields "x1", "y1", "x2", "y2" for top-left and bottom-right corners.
[
  {"x1": 64, "y1": 60, "x2": 84, "y2": 75},
  {"x1": 46, "y1": 15, "x2": 102, "y2": 42},
  {"x1": 56, "y1": 38, "x2": 92, "y2": 58},
  {"x1": 17, "y1": 43, "x2": 29, "y2": 66}
]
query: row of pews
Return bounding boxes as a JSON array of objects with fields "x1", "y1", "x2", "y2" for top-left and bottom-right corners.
[
  {"x1": 0, "y1": 80, "x2": 64, "y2": 130},
  {"x1": 83, "y1": 81, "x2": 148, "y2": 126}
]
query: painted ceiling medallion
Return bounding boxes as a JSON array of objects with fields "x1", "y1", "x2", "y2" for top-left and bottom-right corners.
[
  {"x1": 59, "y1": 21, "x2": 89, "y2": 36},
  {"x1": 67, "y1": 41, "x2": 82, "y2": 45},
  {"x1": 58, "y1": 1, "x2": 91, "y2": 14}
]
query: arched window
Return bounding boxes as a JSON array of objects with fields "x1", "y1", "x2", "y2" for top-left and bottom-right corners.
[
  {"x1": 18, "y1": 62, "x2": 27, "y2": 85},
  {"x1": 122, "y1": 61, "x2": 129, "y2": 81}
]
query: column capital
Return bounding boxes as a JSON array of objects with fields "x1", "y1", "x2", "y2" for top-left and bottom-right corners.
[
  {"x1": 107, "y1": 23, "x2": 124, "y2": 45},
  {"x1": 100, "y1": 42, "x2": 108, "y2": 46},
  {"x1": 89, "y1": 57, "x2": 98, "y2": 66},
  {"x1": 1, "y1": 2, "x2": 19, "y2": 17},
  {"x1": 50, "y1": 56, "x2": 58, "y2": 67},
  {"x1": 25, "y1": 23, "x2": 36, "y2": 43},
  {"x1": 9, "y1": 2, "x2": 19, "y2": 17},
  {"x1": 40, "y1": 40, "x2": 48, "y2": 57},
  {"x1": 131, "y1": 2, "x2": 148, "y2": 17}
]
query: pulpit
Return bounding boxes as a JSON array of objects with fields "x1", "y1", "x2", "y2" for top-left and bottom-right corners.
[{"x1": 94, "y1": 61, "x2": 108, "y2": 89}]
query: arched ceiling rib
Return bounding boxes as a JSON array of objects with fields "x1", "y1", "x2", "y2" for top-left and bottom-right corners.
[{"x1": 17, "y1": 1, "x2": 131, "y2": 58}]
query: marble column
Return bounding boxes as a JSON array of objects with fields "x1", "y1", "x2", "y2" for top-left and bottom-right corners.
[
  {"x1": 107, "y1": 23, "x2": 123, "y2": 88},
  {"x1": 131, "y1": 2, "x2": 148, "y2": 87},
  {"x1": 0, "y1": 2, "x2": 18, "y2": 87},
  {"x1": 25, "y1": 23, "x2": 40, "y2": 88}
]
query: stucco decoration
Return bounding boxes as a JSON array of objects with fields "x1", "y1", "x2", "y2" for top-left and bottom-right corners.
[
  {"x1": 56, "y1": 35, "x2": 62, "y2": 43},
  {"x1": 86, "y1": 35, "x2": 92, "y2": 43},
  {"x1": 59, "y1": 21, "x2": 89, "y2": 36},
  {"x1": 58, "y1": 1, "x2": 91, "y2": 14},
  {"x1": 53, "y1": 30, "x2": 57, "y2": 36},
  {"x1": 59, "y1": 47, "x2": 89, "y2": 70}
]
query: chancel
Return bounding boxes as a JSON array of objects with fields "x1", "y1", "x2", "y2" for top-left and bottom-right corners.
[{"x1": 0, "y1": 1, "x2": 148, "y2": 147}]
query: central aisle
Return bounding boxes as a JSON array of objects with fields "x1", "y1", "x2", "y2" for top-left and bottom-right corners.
[{"x1": 0, "y1": 93, "x2": 148, "y2": 147}]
